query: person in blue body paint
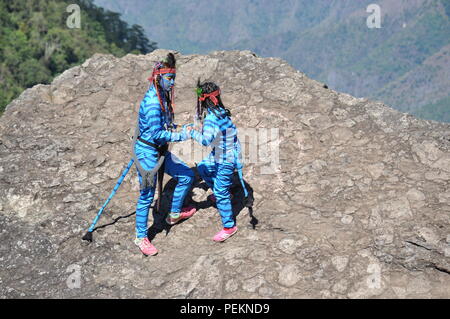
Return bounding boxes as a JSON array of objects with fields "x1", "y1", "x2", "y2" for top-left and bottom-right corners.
[
  {"x1": 186, "y1": 81, "x2": 248, "y2": 242},
  {"x1": 133, "y1": 53, "x2": 196, "y2": 256}
]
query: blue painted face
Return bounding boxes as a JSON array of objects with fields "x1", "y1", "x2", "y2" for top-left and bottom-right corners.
[{"x1": 159, "y1": 73, "x2": 176, "y2": 92}]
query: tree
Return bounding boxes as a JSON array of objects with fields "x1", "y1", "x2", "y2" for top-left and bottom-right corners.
[{"x1": 0, "y1": 0, "x2": 157, "y2": 114}]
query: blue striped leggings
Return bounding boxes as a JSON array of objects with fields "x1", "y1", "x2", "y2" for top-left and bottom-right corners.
[
  {"x1": 135, "y1": 148, "x2": 194, "y2": 238},
  {"x1": 197, "y1": 158, "x2": 235, "y2": 228}
]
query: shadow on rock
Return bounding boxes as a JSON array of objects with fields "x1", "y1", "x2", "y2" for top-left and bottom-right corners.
[
  {"x1": 92, "y1": 211, "x2": 136, "y2": 232},
  {"x1": 86, "y1": 167, "x2": 256, "y2": 242},
  {"x1": 150, "y1": 166, "x2": 257, "y2": 235}
]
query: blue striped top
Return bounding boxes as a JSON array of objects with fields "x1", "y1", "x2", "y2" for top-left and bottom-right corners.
[
  {"x1": 137, "y1": 85, "x2": 183, "y2": 148},
  {"x1": 191, "y1": 107, "x2": 243, "y2": 166}
]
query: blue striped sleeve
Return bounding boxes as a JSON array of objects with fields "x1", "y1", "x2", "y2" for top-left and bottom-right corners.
[
  {"x1": 191, "y1": 117, "x2": 218, "y2": 146},
  {"x1": 144, "y1": 100, "x2": 183, "y2": 143}
]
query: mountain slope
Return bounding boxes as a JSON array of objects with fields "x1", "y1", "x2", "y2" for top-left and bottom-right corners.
[
  {"x1": 374, "y1": 44, "x2": 450, "y2": 113},
  {"x1": 94, "y1": 0, "x2": 450, "y2": 122},
  {"x1": 414, "y1": 95, "x2": 450, "y2": 122}
]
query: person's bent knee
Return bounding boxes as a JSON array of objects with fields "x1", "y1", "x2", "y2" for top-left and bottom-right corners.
[
  {"x1": 197, "y1": 163, "x2": 208, "y2": 176},
  {"x1": 179, "y1": 172, "x2": 194, "y2": 186},
  {"x1": 198, "y1": 162, "x2": 215, "y2": 179}
]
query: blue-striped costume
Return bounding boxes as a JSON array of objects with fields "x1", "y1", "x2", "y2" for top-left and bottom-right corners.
[
  {"x1": 135, "y1": 85, "x2": 194, "y2": 238},
  {"x1": 191, "y1": 108, "x2": 246, "y2": 228}
]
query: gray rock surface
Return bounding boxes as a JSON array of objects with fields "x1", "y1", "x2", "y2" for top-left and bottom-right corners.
[{"x1": 0, "y1": 49, "x2": 449, "y2": 298}]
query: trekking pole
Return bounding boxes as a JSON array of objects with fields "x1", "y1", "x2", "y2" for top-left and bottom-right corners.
[
  {"x1": 82, "y1": 159, "x2": 134, "y2": 242},
  {"x1": 155, "y1": 163, "x2": 165, "y2": 213},
  {"x1": 155, "y1": 142, "x2": 170, "y2": 213}
]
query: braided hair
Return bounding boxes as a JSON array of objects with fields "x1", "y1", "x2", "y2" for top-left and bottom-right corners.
[
  {"x1": 152, "y1": 53, "x2": 176, "y2": 124},
  {"x1": 161, "y1": 52, "x2": 176, "y2": 105},
  {"x1": 196, "y1": 80, "x2": 231, "y2": 120}
]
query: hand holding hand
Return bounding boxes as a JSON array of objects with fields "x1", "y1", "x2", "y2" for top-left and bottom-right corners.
[{"x1": 182, "y1": 123, "x2": 194, "y2": 139}]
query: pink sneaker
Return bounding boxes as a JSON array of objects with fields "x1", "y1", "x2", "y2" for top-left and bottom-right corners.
[
  {"x1": 134, "y1": 237, "x2": 158, "y2": 256},
  {"x1": 165, "y1": 206, "x2": 197, "y2": 225},
  {"x1": 213, "y1": 226, "x2": 238, "y2": 242}
]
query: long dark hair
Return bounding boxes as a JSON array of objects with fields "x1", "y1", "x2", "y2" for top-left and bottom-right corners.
[
  {"x1": 164, "y1": 52, "x2": 176, "y2": 69},
  {"x1": 196, "y1": 80, "x2": 231, "y2": 120},
  {"x1": 153, "y1": 53, "x2": 176, "y2": 124}
]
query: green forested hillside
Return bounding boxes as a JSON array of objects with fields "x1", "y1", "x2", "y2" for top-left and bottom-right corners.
[
  {"x1": 414, "y1": 95, "x2": 450, "y2": 123},
  {"x1": 94, "y1": 0, "x2": 450, "y2": 123},
  {"x1": 0, "y1": 0, "x2": 156, "y2": 114}
]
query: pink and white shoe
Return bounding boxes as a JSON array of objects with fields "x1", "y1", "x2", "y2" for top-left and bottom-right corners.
[
  {"x1": 165, "y1": 205, "x2": 197, "y2": 225},
  {"x1": 213, "y1": 226, "x2": 238, "y2": 242},
  {"x1": 134, "y1": 237, "x2": 158, "y2": 256}
]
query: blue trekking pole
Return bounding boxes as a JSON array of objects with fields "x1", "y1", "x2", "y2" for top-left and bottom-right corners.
[{"x1": 82, "y1": 159, "x2": 134, "y2": 242}]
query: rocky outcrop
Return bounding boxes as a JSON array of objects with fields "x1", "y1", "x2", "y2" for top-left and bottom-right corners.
[{"x1": 0, "y1": 49, "x2": 449, "y2": 298}]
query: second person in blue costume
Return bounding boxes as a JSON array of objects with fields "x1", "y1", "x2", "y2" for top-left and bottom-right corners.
[{"x1": 186, "y1": 81, "x2": 248, "y2": 242}]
